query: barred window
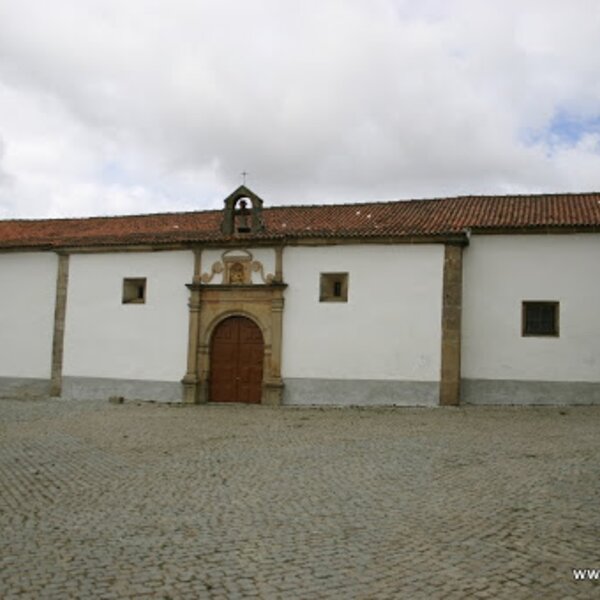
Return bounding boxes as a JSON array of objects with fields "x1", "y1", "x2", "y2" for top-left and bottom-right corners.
[{"x1": 522, "y1": 301, "x2": 559, "y2": 337}]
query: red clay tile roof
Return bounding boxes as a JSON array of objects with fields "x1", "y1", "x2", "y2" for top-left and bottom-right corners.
[{"x1": 1, "y1": 192, "x2": 600, "y2": 249}]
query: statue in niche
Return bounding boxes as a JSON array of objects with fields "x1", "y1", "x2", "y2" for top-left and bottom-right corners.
[{"x1": 229, "y1": 262, "x2": 245, "y2": 284}]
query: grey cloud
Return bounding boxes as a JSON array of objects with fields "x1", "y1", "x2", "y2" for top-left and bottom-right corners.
[
  {"x1": 0, "y1": 137, "x2": 14, "y2": 187},
  {"x1": 0, "y1": 0, "x2": 599, "y2": 217}
]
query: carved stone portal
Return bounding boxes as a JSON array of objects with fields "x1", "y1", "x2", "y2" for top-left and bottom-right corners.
[{"x1": 183, "y1": 281, "x2": 286, "y2": 406}]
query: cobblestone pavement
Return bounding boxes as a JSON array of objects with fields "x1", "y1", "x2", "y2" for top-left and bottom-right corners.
[{"x1": 0, "y1": 398, "x2": 599, "y2": 599}]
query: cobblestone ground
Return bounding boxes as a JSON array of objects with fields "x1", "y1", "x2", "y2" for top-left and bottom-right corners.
[{"x1": 0, "y1": 398, "x2": 599, "y2": 599}]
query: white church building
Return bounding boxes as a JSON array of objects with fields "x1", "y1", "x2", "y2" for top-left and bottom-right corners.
[{"x1": 1, "y1": 186, "x2": 599, "y2": 406}]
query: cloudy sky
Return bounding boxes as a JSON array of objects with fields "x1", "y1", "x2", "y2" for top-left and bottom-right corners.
[{"x1": 0, "y1": 0, "x2": 599, "y2": 218}]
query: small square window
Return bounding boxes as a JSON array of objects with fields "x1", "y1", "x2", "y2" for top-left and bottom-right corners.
[
  {"x1": 522, "y1": 301, "x2": 559, "y2": 337},
  {"x1": 320, "y1": 273, "x2": 348, "y2": 302},
  {"x1": 122, "y1": 278, "x2": 147, "y2": 304}
]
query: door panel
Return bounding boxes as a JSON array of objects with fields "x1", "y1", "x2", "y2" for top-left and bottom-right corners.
[{"x1": 210, "y1": 317, "x2": 264, "y2": 403}]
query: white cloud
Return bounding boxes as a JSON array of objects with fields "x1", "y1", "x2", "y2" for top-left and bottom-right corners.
[{"x1": 0, "y1": 0, "x2": 600, "y2": 217}]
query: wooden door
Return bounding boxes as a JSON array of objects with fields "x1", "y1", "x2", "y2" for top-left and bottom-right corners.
[{"x1": 210, "y1": 317, "x2": 264, "y2": 403}]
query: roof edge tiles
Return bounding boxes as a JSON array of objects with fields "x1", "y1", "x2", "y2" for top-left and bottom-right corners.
[{"x1": 1, "y1": 192, "x2": 600, "y2": 250}]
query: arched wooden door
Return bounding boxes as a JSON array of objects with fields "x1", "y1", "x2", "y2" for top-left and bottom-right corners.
[{"x1": 210, "y1": 317, "x2": 264, "y2": 403}]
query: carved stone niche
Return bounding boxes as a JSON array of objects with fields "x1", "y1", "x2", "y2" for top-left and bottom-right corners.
[
  {"x1": 224, "y1": 250, "x2": 252, "y2": 285},
  {"x1": 221, "y1": 185, "x2": 265, "y2": 236},
  {"x1": 200, "y1": 249, "x2": 274, "y2": 285},
  {"x1": 228, "y1": 261, "x2": 246, "y2": 284}
]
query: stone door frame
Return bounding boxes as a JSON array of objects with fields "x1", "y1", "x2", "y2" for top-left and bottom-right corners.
[{"x1": 183, "y1": 282, "x2": 286, "y2": 405}]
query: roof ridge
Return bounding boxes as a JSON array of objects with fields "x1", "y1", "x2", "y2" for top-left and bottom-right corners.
[
  {"x1": 3, "y1": 191, "x2": 600, "y2": 223},
  {"x1": 260, "y1": 191, "x2": 600, "y2": 212}
]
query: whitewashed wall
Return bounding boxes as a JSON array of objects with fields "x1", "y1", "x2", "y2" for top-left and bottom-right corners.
[
  {"x1": 462, "y1": 234, "x2": 600, "y2": 381},
  {"x1": 282, "y1": 244, "x2": 444, "y2": 381},
  {"x1": 0, "y1": 252, "x2": 57, "y2": 378},
  {"x1": 63, "y1": 251, "x2": 193, "y2": 381}
]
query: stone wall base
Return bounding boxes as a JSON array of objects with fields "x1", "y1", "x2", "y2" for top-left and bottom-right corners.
[
  {"x1": 283, "y1": 378, "x2": 439, "y2": 406},
  {"x1": 7, "y1": 375, "x2": 598, "y2": 406},
  {"x1": 62, "y1": 376, "x2": 184, "y2": 403},
  {"x1": 462, "y1": 379, "x2": 600, "y2": 405},
  {"x1": 0, "y1": 377, "x2": 51, "y2": 399}
]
